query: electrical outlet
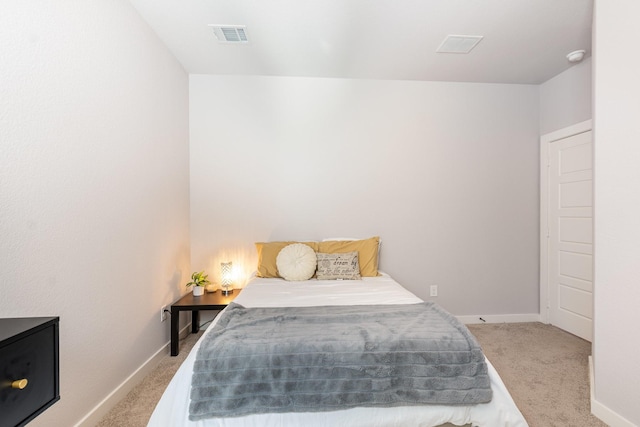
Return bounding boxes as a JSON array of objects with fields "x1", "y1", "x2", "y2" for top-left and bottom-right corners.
[
  {"x1": 430, "y1": 285, "x2": 438, "y2": 297},
  {"x1": 160, "y1": 305, "x2": 168, "y2": 322}
]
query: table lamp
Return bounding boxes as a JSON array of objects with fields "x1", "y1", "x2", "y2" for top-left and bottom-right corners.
[{"x1": 221, "y1": 261, "x2": 233, "y2": 295}]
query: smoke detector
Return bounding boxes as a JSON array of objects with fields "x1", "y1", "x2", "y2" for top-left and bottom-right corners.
[
  {"x1": 566, "y1": 50, "x2": 586, "y2": 63},
  {"x1": 209, "y1": 25, "x2": 249, "y2": 43}
]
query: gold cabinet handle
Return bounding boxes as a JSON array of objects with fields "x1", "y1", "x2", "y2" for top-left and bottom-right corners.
[{"x1": 11, "y1": 379, "x2": 28, "y2": 389}]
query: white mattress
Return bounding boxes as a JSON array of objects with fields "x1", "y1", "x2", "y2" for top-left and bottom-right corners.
[{"x1": 148, "y1": 274, "x2": 528, "y2": 427}]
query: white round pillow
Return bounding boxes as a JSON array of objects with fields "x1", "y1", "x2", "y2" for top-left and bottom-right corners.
[{"x1": 276, "y1": 243, "x2": 317, "y2": 281}]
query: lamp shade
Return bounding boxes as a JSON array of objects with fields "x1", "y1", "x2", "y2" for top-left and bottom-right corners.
[{"x1": 221, "y1": 262, "x2": 233, "y2": 287}]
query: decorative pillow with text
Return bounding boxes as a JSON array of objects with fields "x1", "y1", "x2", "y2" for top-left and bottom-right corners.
[{"x1": 316, "y1": 252, "x2": 361, "y2": 280}]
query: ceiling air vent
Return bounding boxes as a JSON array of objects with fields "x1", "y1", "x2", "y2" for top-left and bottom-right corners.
[
  {"x1": 209, "y1": 25, "x2": 249, "y2": 43},
  {"x1": 436, "y1": 35, "x2": 483, "y2": 54}
]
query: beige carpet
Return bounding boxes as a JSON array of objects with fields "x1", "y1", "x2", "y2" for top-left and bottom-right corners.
[
  {"x1": 467, "y1": 323, "x2": 606, "y2": 427},
  {"x1": 95, "y1": 330, "x2": 203, "y2": 427},
  {"x1": 97, "y1": 323, "x2": 607, "y2": 427}
]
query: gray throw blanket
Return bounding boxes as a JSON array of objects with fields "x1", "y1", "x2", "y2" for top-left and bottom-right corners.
[{"x1": 189, "y1": 302, "x2": 492, "y2": 420}]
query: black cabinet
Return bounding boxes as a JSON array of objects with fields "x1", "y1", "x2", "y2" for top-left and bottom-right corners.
[{"x1": 0, "y1": 317, "x2": 59, "y2": 427}]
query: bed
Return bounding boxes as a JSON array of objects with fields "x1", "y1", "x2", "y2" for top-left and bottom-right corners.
[{"x1": 148, "y1": 271, "x2": 528, "y2": 426}]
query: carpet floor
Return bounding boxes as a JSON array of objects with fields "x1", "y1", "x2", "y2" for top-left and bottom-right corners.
[
  {"x1": 467, "y1": 323, "x2": 606, "y2": 427},
  {"x1": 97, "y1": 322, "x2": 607, "y2": 427}
]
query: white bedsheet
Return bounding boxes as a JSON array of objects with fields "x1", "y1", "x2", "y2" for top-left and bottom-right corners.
[{"x1": 148, "y1": 274, "x2": 528, "y2": 427}]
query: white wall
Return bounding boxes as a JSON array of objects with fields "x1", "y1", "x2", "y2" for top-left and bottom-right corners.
[
  {"x1": 0, "y1": 2, "x2": 190, "y2": 426},
  {"x1": 190, "y1": 75, "x2": 539, "y2": 316},
  {"x1": 539, "y1": 57, "x2": 592, "y2": 135},
  {"x1": 593, "y1": 1, "x2": 640, "y2": 425}
]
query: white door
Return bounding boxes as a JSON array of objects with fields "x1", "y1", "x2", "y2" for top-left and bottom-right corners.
[{"x1": 547, "y1": 130, "x2": 593, "y2": 342}]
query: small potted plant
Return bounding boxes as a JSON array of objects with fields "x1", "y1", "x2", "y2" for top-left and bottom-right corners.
[{"x1": 186, "y1": 271, "x2": 210, "y2": 296}]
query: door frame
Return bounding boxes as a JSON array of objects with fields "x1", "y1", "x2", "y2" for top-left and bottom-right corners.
[{"x1": 540, "y1": 119, "x2": 593, "y2": 323}]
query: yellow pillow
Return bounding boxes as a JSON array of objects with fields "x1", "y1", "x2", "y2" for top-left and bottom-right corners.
[
  {"x1": 255, "y1": 241, "x2": 319, "y2": 278},
  {"x1": 317, "y1": 236, "x2": 380, "y2": 277}
]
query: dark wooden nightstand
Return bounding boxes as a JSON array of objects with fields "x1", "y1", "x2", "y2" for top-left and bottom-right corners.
[
  {"x1": 170, "y1": 290, "x2": 241, "y2": 356},
  {"x1": 0, "y1": 317, "x2": 60, "y2": 427}
]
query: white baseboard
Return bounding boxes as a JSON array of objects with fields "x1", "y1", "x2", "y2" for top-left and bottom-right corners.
[
  {"x1": 457, "y1": 313, "x2": 541, "y2": 324},
  {"x1": 74, "y1": 323, "x2": 192, "y2": 427},
  {"x1": 589, "y1": 356, "x2": 638, "y2": 427}
]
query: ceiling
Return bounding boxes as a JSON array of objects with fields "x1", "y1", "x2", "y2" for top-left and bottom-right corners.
[{"x1": 128, "y1": 0, "x2": 593, "y2": 85}]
